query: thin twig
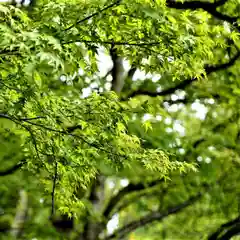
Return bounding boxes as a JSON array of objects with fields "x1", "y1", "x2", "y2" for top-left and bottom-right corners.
[
  {"x1": 21, "y1": 124, "x2": 40, "y2": 160},
  {"x1": 0, "y1": 113, "x2": 40, "y2": 159},
  {"x1": 64, "y1": 0, "x2": 122, "y2": 31},
  {"x1": 0, "y1": 81, "x2": 22, "y2": 93},
  {"x1": 0, "y1": 49, "x2": 20, "y2": 56},
  {"x1": 51, "y1": 156, "x2": 58, "y2": 218},
  {"x1": 0, "y1": 113, "x2": 126, "y2": 159},
  {"x1": 63, "y1": 39, "x2": 160, "y2": 46},
  {"x1": 19, "y1": 116, "x2": 46, "y2": 121}
]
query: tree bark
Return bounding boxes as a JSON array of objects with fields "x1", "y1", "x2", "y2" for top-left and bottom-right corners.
[
  {"x1": 79, "y1": 175, "x2": 105, "y2": 240},
  {"x1": 110, "y1": 44, "x2": 125, "y2": 94},
  {"x1": 11, "y1": 189, "x2": 28, "y2": 238}
]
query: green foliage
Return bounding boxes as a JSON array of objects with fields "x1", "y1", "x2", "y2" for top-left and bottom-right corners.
[{"x1": 0, "y1": 0, "x2": 240, "y2": 239}]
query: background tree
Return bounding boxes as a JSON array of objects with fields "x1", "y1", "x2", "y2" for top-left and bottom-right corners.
[{"x1": 0, "y1": 0, "x2": 240, "y2": 239}]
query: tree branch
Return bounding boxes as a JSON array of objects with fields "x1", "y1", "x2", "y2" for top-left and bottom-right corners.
[
  {"x1": 208, "y1": 216, "x2": 240, "y2": 240},
  {"x1": 105, "y1": 193, "x2": 201, "y2": 240},
  {"x1": 0, "y1": 113, "x2": 41, "y2": 160},
  {"x1": 0, "y1": 49, "x2": 20, "y2": 56},
  {"x1": 0, "y1": 160, "x2": 26, "y2": 177},
  {"x1": 213, "y1": 0, "x2": 230, "y2": 7},
  {"x1": 216, "y1": 224, "x2": 240, "y2": 240},
  {"x1": 103, "y1": 179, "x2": 164, "y2": 219},
  {"x1": 0, "y1": 81, "x2": 22, "y2": 93},
  {"x1": 65, "y1": 0, "x2": 121, "y2": 32},
  {"x1": 63, "y1": 39, "x2": 161, "y2": 46},
  {"x1": 166, "y1": 0, "x2": 239, "y2": 29},
  {"x1": 126, "y1": 50, "x2": 240, "y2": 99},
  {"x1": 0, "y1": 113, "x2": 121, "y2": 157},
  {"x1": 122, "y1": 66, "x2": 137, "y2": 92},
  {"x1": 205, "y1": 52, "x2": 240, "y2": 74},
  {"x1": 166, "y1": 0, "x2": 227, "y2": 10},
  {"x1": 128, "y1": 78, "x2": 195, "y2": 98},
  {"x1": 112, "y1": 188, "x2": 168, "y2": 217},
  {"x1": 51, "y1": 160, "x2": 58, "y2": 218},
  {"x1": 126, "y1": 67, "x2": 137, "y2": 80}
]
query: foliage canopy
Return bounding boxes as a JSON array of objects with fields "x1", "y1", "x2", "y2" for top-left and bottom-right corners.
[{"x1": 1, "y1": 0, "x2": 240, "y2": 239}]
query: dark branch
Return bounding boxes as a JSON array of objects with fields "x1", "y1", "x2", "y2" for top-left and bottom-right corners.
[
  {"x1": 166, "y1": 0, "x2": 239, "y2": 29},
  {"x1": 103, "y1": 179, "x2": 164, "y2": 219},
  {"x1": 205, "y1": 51, "x2": 240, "y2": 74},
  {"x1": 112, "y1": 189, "x2": 167, "y2": 217},
  {"x1": 65, "y1": 0, "x2": 121, "y2": 31},
  {"x1": 0, "y1": 81, "x2": 22, "y2": 93},
  {"x1": 127, "y1": 67, "x2": 137, "y2": 80},
  {"x1": 0, "y1": 160, "x2": 26, "y2": 177},
  {"x1": 208, "y1": 216, "x2": 240, "y2": 240},
  {"x1": 128, "y1": 78, "x2": 195, "y2": 98},
  {"x1": 216, "y1": 224, "x2": 240, "y2": 240},
  {"x1": 0, "y1": 49, "x2": 20, "y2": 56},
  {"x1": 66, "y1": 125, "x2": 83, "y2": 133},
  {"x1": 167, "y1": 0, "x2": 228, "y2": 9},
  {"x1": 122, "y1": 66, "x2": 137, "y2": 92},
  {"x1": 166, "y1": 0, "x2": 227, "y2": 9},
  {"x1": 126, "y1": 50, "x2": 240, "y2": 99},
  {"x1": 105, "y1": 193, "x2": 201, "y2": 240},
  {"x1": 192, "y1": 138, "x2": 205, "y2": 148},
  {"x1": 213, "y1": 0, "x2": 229, "y2": 7},
  {"x1": 51, "y1": 160, "x2": 58, "y2": 218},
  {"x1": 18, "y1": 116, "x2": 46, "y2": 121},
  {"x1": 0, "y1": 113, "x2": 125, "y2": 158},
  {"x1": 0, "y1": 113, "x2": 14, "y2": 120},
  {"x1": 1, "y1": 113, "x2": 40, "y2": 160},
  {"x1": 63, "y1": 39, "x2": 160, "y2": 46}
]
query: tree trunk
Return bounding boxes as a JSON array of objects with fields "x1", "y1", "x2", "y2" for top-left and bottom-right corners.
[
  {"x1": 11, "y1": 189, "x2": 28, "y2": 238},
  {"x1": 110, "y1": 45, "x2": 125, "y2": 94},
  {"x1": 79, "y1": 46, "x2": 129, "y2": 239},
  {"x1": 79, "y1": 175, "x2": 105, "y2": 240}
]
